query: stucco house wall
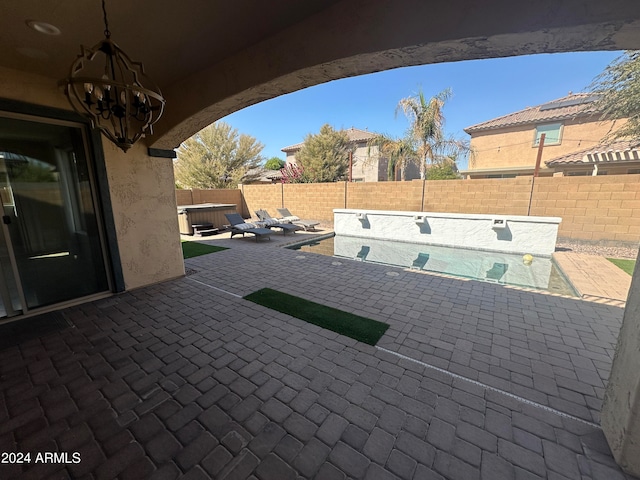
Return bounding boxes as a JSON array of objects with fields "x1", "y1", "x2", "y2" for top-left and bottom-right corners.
[
  {"x1": 102, "y1": 142, "x2": 184, "y2": 289},
  {"x1": 1, "y1": 66, "x2": 184, "y2": 291},
  {"x1": 351, "y1": 144, "x2": 386, "y2": 182},
  {"x1": 469, "y1": 118, "x2": 619, "y2": 175},
  {"x1": 287, "y1": 144, "x2": 387, "y2": 182},
  {"x1": 463, "y1": 94, "x2": 631, "y2": 178},
  {"x1": 284, "y1": 141, "x2": 387, "y2": 181},
  {"x1": 282, "y1": 128, "x2": 408, "y2": 182}
]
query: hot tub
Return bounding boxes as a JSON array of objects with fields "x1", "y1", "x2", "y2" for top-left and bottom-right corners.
[{"x1": 177, "y1": 203, "x2": 237, "y2": 235}]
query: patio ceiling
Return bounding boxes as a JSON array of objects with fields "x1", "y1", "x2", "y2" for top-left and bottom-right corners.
[{"x1": 2, "y1": 0, "x2": 640, "y2": 149}]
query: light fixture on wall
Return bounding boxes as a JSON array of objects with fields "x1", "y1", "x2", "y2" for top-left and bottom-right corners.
[{"x1": 60, "y1": 0, "x2": 165, "y2": 152}]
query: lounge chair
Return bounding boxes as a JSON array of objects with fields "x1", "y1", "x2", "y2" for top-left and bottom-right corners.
[
  {"x1": 224, "y1": 213, "x2": 273, "y2": 242},
  {"x1": 276, "y1": 208, "x2": 320, "y2": 231},
  {"x1": 255, "y1": 209, "x2": 302, "y2": 235}
]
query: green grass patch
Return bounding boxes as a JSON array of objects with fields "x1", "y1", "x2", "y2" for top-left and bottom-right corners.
[
  {"x1": 244, "y1": 288, "x2": 389, "y2": 346},
  {"x1": 607, "y1": 258, "x2": 636, "y2": 276},
  {"x1": 181, "y1": 240, "x2": 227, "y2": 259}
]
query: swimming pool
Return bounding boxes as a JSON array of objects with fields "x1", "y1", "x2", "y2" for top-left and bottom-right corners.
[{"x1": 287, "y1": 234, "x2": 577, "y2": 296}]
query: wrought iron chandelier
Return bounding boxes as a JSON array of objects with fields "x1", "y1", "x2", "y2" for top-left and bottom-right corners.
[{"x1": 61, "y1": 0, "x2": 165, "y2": 152}]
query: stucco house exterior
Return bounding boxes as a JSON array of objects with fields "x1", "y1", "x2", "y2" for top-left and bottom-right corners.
[
  {"x1": 282, "y1": 127, "x2": 420, "y2": 182},
  {"x1": 461, "y1": 93, "x2": 629, "y2": 179}
]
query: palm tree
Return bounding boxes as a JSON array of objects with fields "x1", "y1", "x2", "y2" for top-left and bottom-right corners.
[
  {"x1": 367, "y1": 134, "x2": 417, "y2": 180},
  {"x1": 397, "y1": 88, "x2": 470, "y2": 178}
]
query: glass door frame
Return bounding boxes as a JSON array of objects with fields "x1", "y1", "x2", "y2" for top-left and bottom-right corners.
[
  {"x1": 0, "y1": 98, "x2": 125, "y2": 317},
  {"x1": 0, "y1": 214, "x2": 27, "y2": 317}
]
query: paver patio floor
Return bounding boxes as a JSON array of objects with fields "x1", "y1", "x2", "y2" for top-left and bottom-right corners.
[
  {"x1": 553, "y1": 252, "x2": 632, "y2": 303},
  {"x1": 0, "y1": 234, "x2": 636, "y2": 479}
]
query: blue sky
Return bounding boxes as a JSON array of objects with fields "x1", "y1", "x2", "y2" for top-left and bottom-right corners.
[{"x1": 221, "y1": 51, "x2": 622, "y2": 170}]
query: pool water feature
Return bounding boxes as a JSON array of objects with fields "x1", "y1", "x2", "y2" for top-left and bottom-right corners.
[
  {"x1": 287, "y1": 235, "x2": 577, "y2": 297},
  {"x1": 334, "y1": 209, "x2": 562, "y2": 256}
]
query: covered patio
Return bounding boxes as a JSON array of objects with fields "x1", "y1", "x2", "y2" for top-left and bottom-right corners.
[
  {"x1": 2, "y1": 0, "x2": 640, "y2": 477},
  {"x1": 0, "y1": 238, "x2": 633, "y2": 479}
]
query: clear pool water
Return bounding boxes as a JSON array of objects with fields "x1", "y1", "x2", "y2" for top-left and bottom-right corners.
[{"x1": 287, "y1": 234, "x2": 577, "y2": 296}]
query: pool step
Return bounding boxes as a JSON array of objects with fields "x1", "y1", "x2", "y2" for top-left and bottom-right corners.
[{"x1": 192, "y1": 223, "x2": 219, "y2": 237}]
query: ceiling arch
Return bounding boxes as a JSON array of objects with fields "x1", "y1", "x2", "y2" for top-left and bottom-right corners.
[
  {"x1": 4, "y1": 0, "x2": 637, "y2": 150},
  {"x1": 148, "y1": 0, "x2": 640, "y2": 149}
]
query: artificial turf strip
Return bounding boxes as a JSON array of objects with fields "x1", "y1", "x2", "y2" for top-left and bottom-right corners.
[
  {"x1": 607, "y1": 258, "x2": 636, "y2": 276},
  {"x1": 243, "y1": 288, "x2": 389, "y2": 346},
  {"x1": 181, "y1": 240, "x2": 228, "y2": 259}
]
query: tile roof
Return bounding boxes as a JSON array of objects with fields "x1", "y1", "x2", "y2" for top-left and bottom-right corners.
[
  {"x1": 243, "y1": 167, "x2": 283, "y2": 182},
  {"x1": 281, "y1": 142, "x2": 304, "y2": 153},
  {"x1": 464, "y1": 93, "x2": 601, "y2": 134},
  {"x1": 545, "y1": 140, "x2": 640, "y2": 166},
  {"x1": 281, "y1": 127, "x2": 377, "y2": 152}
]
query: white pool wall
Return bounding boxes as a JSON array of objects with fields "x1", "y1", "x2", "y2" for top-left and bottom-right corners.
[{"x1": 333, "y1": 209, "x2": 562, "y2": 256}]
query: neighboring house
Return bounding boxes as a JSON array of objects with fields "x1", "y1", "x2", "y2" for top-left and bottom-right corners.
[
  {"x1": 545, "y1": 140, "x2": 640, "y2": 176},
  {"x1": 461, "y1": 93, "x2": 628, "y2": 179},
  {"x1": 242, "y1": 167, "x2": 282, "y2": 184},
  {"x1": 281, "y1": 127, "x2": 420, "y2": 182}
]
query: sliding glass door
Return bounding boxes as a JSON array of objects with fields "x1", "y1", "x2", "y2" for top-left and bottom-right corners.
[{"x1": 0, "y1": 113, "x2": 110, "y2": 317}]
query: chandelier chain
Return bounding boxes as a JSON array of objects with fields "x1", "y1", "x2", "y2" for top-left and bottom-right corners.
[{"x1": 101, "y1": 0, "x2": 111, "y2": 38}]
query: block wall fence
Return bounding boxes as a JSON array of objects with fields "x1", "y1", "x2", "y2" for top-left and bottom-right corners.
[{"x1": 176, "y1": 174, "x2": 640, "y2": 245}]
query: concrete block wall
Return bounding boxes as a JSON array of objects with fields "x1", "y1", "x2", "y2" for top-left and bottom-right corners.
[
  {"x1": 424, "y1": 177, "x2": 533, "y2": 215},
  {"x1": 346, "y1": 181, "x2": 423, "y2": 211},
  {"x1": 530, "y1": 175, "x2": 640, "y2": 244},
  {"x1": 241, "y1": 183, "x2": 283, "y2": 219},
  {"x1": 192, "y1": 188, "x2": 243, "y2": 208},
  {"x1": 284, "y1": 183, "x2": 346, "y2": 221},
  {"x1": 176, "y1": 174, "x2": 640, "y2": 245},
  {"x1": 175, "y1": 189, "x2": 194, "y2": 205}
]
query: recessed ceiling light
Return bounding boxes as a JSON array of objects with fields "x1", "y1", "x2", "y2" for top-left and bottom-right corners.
[{"x1": 26, "y1": 20, "x2": 61, "y2": 36}]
